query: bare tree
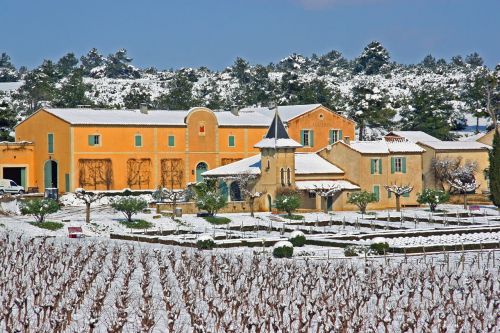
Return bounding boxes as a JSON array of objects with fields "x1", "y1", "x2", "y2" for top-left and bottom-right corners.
[
  {"x1": 75, "y1": 188, "x2": 105, "y2": 223},
  {"x1": 127, "y1": 159, "x2": 151, "y2": 189},
  {"x1": 160, "y1": 159, "x2": 184, "y2": 189},
  {"x1": 228, "y1": 172, "x2": 264, "y2": 217},
  {"x1": 154, "y1": 186, "x2": 190, "y2": 214},
  {"x1": 79, "y1": 159, "x2": 113, "y2": 190},
  {"x1": 447, "y1": 164, "x2": 480, "y2": 209},
  {"x1": 432, "y1": 157, "x2": 478, "y2": 192},
  {"x1": 307, "y1": 183, "x2": 342, "y2": 213},
  {"x1": 384, "y1": 184, "x2": 413, "y2": 212}
]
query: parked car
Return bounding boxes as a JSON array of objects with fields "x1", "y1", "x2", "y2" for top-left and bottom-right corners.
[{"x1": 0, "y1": 179, "x2": 25, "y2": 195}]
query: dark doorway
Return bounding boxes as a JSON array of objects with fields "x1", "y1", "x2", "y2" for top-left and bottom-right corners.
[
  {"x1": 44, "y1": 160, "x2": 58, "y2": 189},
  {"x1": 3, "y1": 167, "x2": 26, "y2": 188}
]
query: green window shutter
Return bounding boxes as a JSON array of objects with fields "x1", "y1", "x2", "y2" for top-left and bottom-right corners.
[
  {"x1": 379, "y1": 158, "x2": 383, "y2": 174},
  {"x1": 135, "y1": 135, "x2": 142, "y2": 147},
  {"x1": 20, "y1": 168, "x2": 26, "y2": 189},
  {"x1": 373, "y1": 185, "x2": 380, "y2": 202},
  {"x1": 370, "y1": 159, "x2": 375, "y2": 174},
  {"x1": 65, "y1": 174, "x2": 70, "y2": 192},
  {"x1": 388, "y1": 189, "x2": 392, "y2": 198},
  {"x1": 402, "y1": 157, "x2": 407, "y2": 173},
  {"x1": 309, "y1": 130, "x2": 314, "y2": 147},
  {"x1": 300, "y1": 130, "x2": 305, "y2": 145},
  {"x1": 88, "y1": 135, "x2": 94, "y2": 146},
  {"x1": 339, "y1": 130, "x2": 343, "y2": 142},
  {"x1": 329, "y1": 130, "x2": 333, "y2": 144},
  {"x1": 48, "y1": 134, "x2": 54, "y2": 153},
  {"x1": 391, "y1": 157, "x2": 395, "y2": 174},
  {"x1": 228, "y1": 135, "x2": 235, "y2": 147},
  {"x1": 168, "y1": 135, "x2": 175, "y2": 147}
]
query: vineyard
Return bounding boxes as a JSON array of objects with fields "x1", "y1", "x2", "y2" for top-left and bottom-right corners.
[{"x1": 1, "y1": 232, "x2": 498, "y2": 332}]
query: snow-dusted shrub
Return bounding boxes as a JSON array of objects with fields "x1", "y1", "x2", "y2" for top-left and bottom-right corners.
[
  {"x1": 344, "y1": 246, "x2": 359, "y2": 257},
  {"x1": 20, "y1": 198, "x2": 59, "y2": 223},
  {"x1": 417, "y1": 188, "x2": 449, "y2": 212},
  {"x1": 111, "y1": 196, "x2": 147, "y2": 222},
  {"x1": 275, "y1": 188, "x2": 301, "y2": 217},
  {"x1": 273, "y1": 240, "x2": 293, "y2": 258},
  {"x1": 288, "y1": 230, "x2": 306, "y2": 247},
  {"x1": 196, "y1": 235, "x2": 215, "y2": 250},
  {"x1": 370, "y1": 237, "x2": 389, "y2": 255}
]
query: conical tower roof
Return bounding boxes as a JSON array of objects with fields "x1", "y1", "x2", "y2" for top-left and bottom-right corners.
[{"x1": 254, "y1": 110, "x2": 302, "y2": 149}]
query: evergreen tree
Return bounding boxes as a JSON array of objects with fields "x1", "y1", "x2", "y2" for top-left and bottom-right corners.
[
  {"x1": 292, "y1": 79, "x2": 334, "y2": 108},
  {"x1": 451, "y1": 55, "x2": 465, "y2": 67},
  {"x1": 156, "y1": 73, "x2": 195, "y2": 109},
  {"x1": 80, "y1": 48, "x2": 105, "y2": 75},
  {"x1": 19, "y1": 60, "x2": 58, "y2": 112},
  {"x1": 123, "y1": 84, "x2": 152, "y2": 109},
  {"x1": 53, "y1": 69, "x2": 91, "y2": 108},
  {"x1": 464, "y1": 70, "x2": 490, "y2": 132},
  {"x1": 0, "y1": 101, "x2": 17, "y2": 141},
  {"x1": 421, "y1": 54, "x2": 437, "y2": 70},
  {"x1": 355, "y1": 41, "x2": 390, "y2": 75},
  {"x1": 489, "y1": 129, "x2": 500, "y2": 208},
  {"x1": 56, "y1": 53, "x2": 78, "y2": 77},
  {"x1": 105, "y1": 49, "x2": 140, "y2": 79},
  {"x1": 231, "y1": 57, "x2": 251, "y2": 84},
  {"x1": 465, "y1": 52, "x2": 484, "y2": 67},
  {"x1": 400, "y1": 86, "x2": 456, "y2": 140},
  {"x1": 0, "y1": 53, "x2": 19, "y2": 82},
  {"x1": 347, "y1": 81, "x2": 396, "y2": 140}
]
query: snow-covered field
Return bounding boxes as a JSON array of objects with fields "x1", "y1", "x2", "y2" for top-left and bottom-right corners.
[{"x1": 0, "y1": 233, "x2": 498, "y2": 332}]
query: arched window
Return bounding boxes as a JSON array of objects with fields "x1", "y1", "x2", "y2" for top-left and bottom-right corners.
[
  {"x1": 287, "y1": 168, "x2": 291, "y2": 186},
  {"x1": 280, "y1": 168, "x2": 285, "y2": 186},
  {"x1": 266, "y1": 159, "x2": 270, "y2": 170}
]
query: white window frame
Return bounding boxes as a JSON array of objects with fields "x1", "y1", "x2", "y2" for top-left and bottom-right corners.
[{"x1": 394, "y1": 157, "x2": 403, "y2": 173}]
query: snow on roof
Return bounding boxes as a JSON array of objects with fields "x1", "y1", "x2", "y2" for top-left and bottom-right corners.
[
  {"x1": 254, "y1": 111, "x2": 302, "y2": 149},
  {"x1": 347, "y1": 139, "x2": 424, "y2": 154},
  {"x1": 214, "y1": 111, "x2": 270, "y2": 127},
  {"x1": 419, "y1": 141, "x2": 491, "y2": 150},
  {"x1": 296, "y1": 180, "x2": 359, "y2": 191},
  {"x1": 202, "y1": 155, "x2": 261, "y2": 177},
  {"x1": 241, "y1": 104, "x2": 322, "y2": 122},
  {"x1": 387, "y1": 131, "x2": 441, "y2": 143},
  {"x1": 43, "y1": 108, "x2": 189, "y2": 126},
  {"x1": 254, "y1": 138, "x2": 302, "y2": 149},
  {"x1": 295, "y1": 153, "x2": 343, "y2": 174}
]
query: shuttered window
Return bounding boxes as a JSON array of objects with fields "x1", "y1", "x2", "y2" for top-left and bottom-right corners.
[
  {"x1": 48, "y1": 134, "x2": 54, "y2": 153},
  {"x1": 168, "y1": 135, "x2": 175, "y2": 147},
  {"x1": 371, "y1": 159, "x2": 382, "y2": 174},
  {"x1": 373, "y1": 185, "x2": 380, "y2": 202},
  {"x1": 228, "y1": 135, "x2": 235, "y2": 147},
  {"x1": 88, "y1": 135, "x2": 100, "y2": 146},
  {"x1": 391, "y1": 157, "x2": 406, "y2": 173},
  {"x1": 135, "y1": 135, "x2": 142, "y2": 147}
]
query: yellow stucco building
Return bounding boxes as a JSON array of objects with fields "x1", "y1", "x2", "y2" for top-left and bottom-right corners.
[{"x1": 3, "y1": 104, "x2": 355, "y2": 193}]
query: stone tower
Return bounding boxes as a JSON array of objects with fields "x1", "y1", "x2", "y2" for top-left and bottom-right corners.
[{"x1": 254, "y1": 110, "x2": 302, "y2": 205}]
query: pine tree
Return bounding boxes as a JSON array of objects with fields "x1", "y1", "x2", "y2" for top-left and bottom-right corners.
[
  {"x1": 489, "y1": 129, "x2": 500, "y2": 208},
  {"x1": 56, "y1": 53, "x2": 79, "y2": 77},
  {"x1": 0, "y1": 53, "x2": 18, "y2": 82},
  {"x1": 53, "y1": 69, "x2": 91, "y2": 108},
  {"x1": 123, "y1": 84, "x2": 152, "y2": 109},
  {"x1": 465, "y1": 52, "x2": 484, "y2": 67},
  {"x1": 19, "y1": 60, "x2": 58, "y2": 112},
  {"x1": 156, "y1": 73, "x2": 195, "y2": 109},
  {"x1": 105, "y1": 49, "x2": 140, "y2": 79},
  {"x1": 0, "y1": 101, "x2": 17, "y2": 141},
  {"x1": 355, "y1": 41, "x2": 390, "y2": 75},
  {"x1": 80, "y1": 48, "x2": 105, "y2": 75},
  {"x1": 231, "y1": 57, "x2": 251, "y2": 84}
]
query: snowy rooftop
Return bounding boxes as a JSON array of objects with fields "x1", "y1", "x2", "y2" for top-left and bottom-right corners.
[
  {"x1": 28, "y1": 105, "x2": 333, "y2": 127},
  {"x1": 295, "y1": 153, "x2": 343, "y2": 174},
  {"x1": 0, "y1": 81, "x2": 24, "y2": 92},
  {"x1": 254, "y1": 111, "x2": 302, "y2": 148},
  {"x1": 254, "y1": 138, "x2": 302, "y2": 149},
  {"x1": 202, "y1": 153, "x2": 343, "y2": 177},
  {"x1": 346, "y1": 138, "x2": 425, "y2": 154},
  {"x1": 386, "y1": 131, "x2": 441, "y2": 143},
  {"x1": 241, "y1": 104, "x2": 322, "y2": 122},
  {"x1": 419, "y1": 141, "x2": 491, "y2": 150},
  {"x1": 295, "y1": 180, "x2": 359, "y2": 191}
]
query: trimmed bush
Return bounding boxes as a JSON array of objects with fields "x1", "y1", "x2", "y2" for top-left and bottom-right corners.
[
  {"x1": 347, "y1": 191, "x2": 377, "y2": 214},
  {"x1": 197, "y1": 235, "x2": 215, "y2": 250},
  {"x1": 119, "y1": 219, "x2": 153, "y2": 229},
  {"x1": 289, "y1": 231, "x2": 306, "y2": 247},
  {"x1": 204, "y1": 216, "x2": 231, "y2": 225},
  {"x1": 344, "y1": 246, "x2": 359, "y2": 257},
  {"x1": 111, "y1": 196, "x2": 148, "y2": 222},
  {"x1": 20, "y1": 198, "x2": 60, "y2": 223},
  {"x1": 28, "y1": 221, "x2": 64, "y2": 231},
  {"x1": 273, "y1": 241, "x2": 293, "y2": 258},
  {"x1": 275, "y1": 192, "x2": 301, "y2": 217},
  {"x1": 417, "y1": 188, "x2": 449, "y2": 212},
  {"x1": 370, "y1": 238, "x2": 390, "y2": 255}
]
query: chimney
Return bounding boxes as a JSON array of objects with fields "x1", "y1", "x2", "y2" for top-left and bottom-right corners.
[
  {"x1": 230, "y1": 106, "x2": 239, "y2": 116},
  {"x1": 140, "y1": 103, "x2": 148, "y2": 114}
]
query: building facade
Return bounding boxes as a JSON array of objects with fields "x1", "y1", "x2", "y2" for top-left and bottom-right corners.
[{"x1": 4, "y1": 104, "x2": 355, "y2": 192}]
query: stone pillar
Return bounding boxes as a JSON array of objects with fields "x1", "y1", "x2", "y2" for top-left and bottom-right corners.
[{"x1": 315, "y1": 193, "x2": 322, "y2": 211}]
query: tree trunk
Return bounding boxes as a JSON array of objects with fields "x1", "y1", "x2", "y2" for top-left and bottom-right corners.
[
  {"x1": 476, "y1": 116, "x2": 479, "y2": 134},
  {"x1": 249, "y1": 197, "x2": 255, "y2": 217},
  {"x1": 463, "y1": 193, "x2": 468, "y2": 209},
  {"x1": 85, "y1": 202, "x2": 91, "y2": 223},
  {"x1": 396, "y1": 195, "x2": 401, "y2": 212}
]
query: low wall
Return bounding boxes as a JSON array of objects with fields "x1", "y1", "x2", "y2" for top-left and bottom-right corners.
[
  {"x1": 156, "y1": 201, "x2": 251, "y2": 214},
  {"x1": 448, "y1": 193, "x2": 492, "y2": 205}
]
